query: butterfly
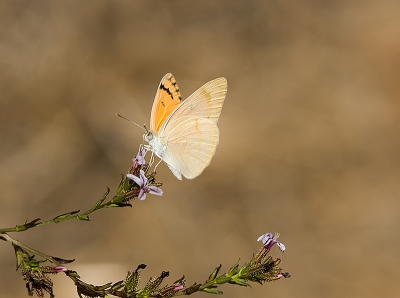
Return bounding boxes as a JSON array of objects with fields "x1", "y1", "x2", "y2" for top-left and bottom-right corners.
[{"x1": 143, "y1": 73, "x2": 227, "y2": 180}]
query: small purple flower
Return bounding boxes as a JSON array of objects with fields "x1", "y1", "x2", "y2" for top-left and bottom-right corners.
[
  {"x1": 127, "y1": 170, "x2": 163, "y2": 200},
  {"x1": 257, "y1": 232, "x2": 286, "y2": 252},
  {"x1": 132, "y1": 147, "x2": 146, "y2": 169}
]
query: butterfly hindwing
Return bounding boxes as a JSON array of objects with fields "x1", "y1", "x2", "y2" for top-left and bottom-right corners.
[
  {"x1": 160, "y1": 115, "x2": 220, "y2": 179},
  {"x1": 150, "y1": 73, "x2": 182, "y2": 133}
]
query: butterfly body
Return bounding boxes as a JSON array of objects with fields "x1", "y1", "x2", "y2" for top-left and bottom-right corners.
[{"x1": 144, "y1": 73, "x2": 227, "y2": 180}]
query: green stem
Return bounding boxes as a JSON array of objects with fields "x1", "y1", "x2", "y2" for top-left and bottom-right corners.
[
  {"x1": 1, "y1": 233, "x2": 62, "y2": 266},
  {"x1": 0, "y1": 189, "x2": 113, "y2": 234}
]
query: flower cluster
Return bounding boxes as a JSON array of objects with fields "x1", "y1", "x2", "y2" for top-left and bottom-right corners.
[
  {"x1": 13, "y1": 245, "x2": 71, "y2": 298},
  {"x1": 23, "y1": 266, "x2": 67, "y2": 298},
  {"x1": 110, "y1": 146, "x2": 163, "y2": 206},
  {"x1": 67, "y1": 264, "x2": 193, "y2": 298},
  {"x1": 52, "y1": 233, "x2": 289, "y2": 298},
  {"x1": 127, "y1": 170, "x2": 163, "y2": 200},
  {"x1": 126, "y1": 147, "x2": 163, "y2": 200}
]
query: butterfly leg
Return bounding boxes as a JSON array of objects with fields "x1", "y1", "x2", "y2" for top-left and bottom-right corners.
[
  {"x1": 141, "y1": 144, "x2": 154, "y2": 165},
  {"x1": 154, "y1": 158, "x2": 163, "y2": 171},
  {"x1": 140, "y1": 144, "x2": 162, "y2": 173},
  {"x1": 149, "y1": 150, "x2": 156, "y2": 167}
]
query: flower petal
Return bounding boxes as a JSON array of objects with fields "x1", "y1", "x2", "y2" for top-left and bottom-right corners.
[
  {"x1": 138, "y1": 189, "x2": 147, "y2": 200},
  {"x1": 127, "y1": 174, "x2": 143, "y2": 187},
  {"x1": 139, "y1": 170, "x2": 148, "y2": 184},
  {"x1": 147, "y1": 186, "x2": 163, "y2": 196},
  {"x1": 257, "y1": 233, "x2": 274, "y2": 245},
  {"x1": 257, "y1": 232, "x2": 285, "y2": 252},
  {"x1": 277, "y1": 242, "x2": 286, "y2": 252},
  {"x1": 133, "y1": 148, "x2": 146, "y2": 165}
]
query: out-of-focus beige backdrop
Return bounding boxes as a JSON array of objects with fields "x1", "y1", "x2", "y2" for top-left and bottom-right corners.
[{"x1": 1, "y1": 1, "x2": 399, "y2": 298}]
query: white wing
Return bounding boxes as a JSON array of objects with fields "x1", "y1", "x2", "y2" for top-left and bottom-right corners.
[
  {"x1": 159, "y1": 115, "x2": 220, "y2": 180},
  {"x1": 158, "y1": 77, "x2": 227, "y2": 136}
]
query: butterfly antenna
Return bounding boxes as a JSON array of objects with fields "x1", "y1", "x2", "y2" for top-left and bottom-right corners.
[
  {"x1": 143, "y1": 124, "x2": 149, "y2": 133},
  {"x1": 116, "y1": 113, "x2": 146, "y2": 131}
]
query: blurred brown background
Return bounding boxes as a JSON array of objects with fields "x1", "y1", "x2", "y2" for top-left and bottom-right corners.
[{"x1": 1, "y1": 1, "x2": 399, "y2": 297}]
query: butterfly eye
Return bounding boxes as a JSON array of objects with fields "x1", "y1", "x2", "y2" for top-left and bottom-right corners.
[{"x1": 143, "y1": 132, "x2": 153, "y2": 142}]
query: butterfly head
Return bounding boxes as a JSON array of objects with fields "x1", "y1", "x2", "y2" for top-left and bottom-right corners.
[{"x1": 143, "y1": 130, "x2": 154, "y2": 142}]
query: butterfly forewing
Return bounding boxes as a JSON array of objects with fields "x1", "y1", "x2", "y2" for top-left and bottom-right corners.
[
  {"x1": 158, "y1": 77, "x2": 227, "y2": 135},
  {"x1": 150, "y1": 73, "x2": 182, "y2": 133}
]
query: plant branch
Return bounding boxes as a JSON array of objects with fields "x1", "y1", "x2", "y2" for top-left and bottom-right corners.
[
  {"x1": 0, "y1": 183, "x2": 130, "y2": 234},
  {"x1": 1, "y1": 233, "x2": 58, "y2": 265},
  {"x1": 0, "y1": 148, "x2": 289, "y2": 298}
]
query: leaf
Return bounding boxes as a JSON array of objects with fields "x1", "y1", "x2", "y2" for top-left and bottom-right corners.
[
  {"x1": 94, "y1": 188, "x2": 110, "y2": 209},
  {"x1": 203, "y1": 288, "x2": 223, "y2": 295},
  {"x1": 231, "y1": 277, "x2": 251, "y2": 287},
  {"x1": 107, "y1": 202, "x2": 132, "y2": 208},
  {"x1": 208, "y1": 264, "x2": 222, "y2": 282},
  {"x1": 97, "y1": 282, "x2": 112, "y2": 291},
  {"x1": 184, "y1": 283, "x2": 201, "y2": 295},
  {"x1": 53, "y1": 211, "x2": 80, "y2": 221},
  {"x1": 52, "y1": 256, "x2": 75, "y2": 264},
  {"x1": 238, "y1": 263, "x2": 251, "y2": 276},
  {"x1": 123, "y1": 175, "x2": 131, "y2": 191},
  {"x1": 111, "y1": 280, "x2": 124, "y2": 291},
  {"x1": 66, "y1": 270, "x2": 80, "y2": 278},
  {"x1": 14, "y1": 218, "x2": 42, "y2": 231},
  {"x1": 116, "y1": 174, "x2": 125, "y2": 192},
  {"x1": 215, "y1": 276, "x2": 231, "y2": 284},
  {"x1": 226, "y1": 259, "x2": 240, "y2": 276},
  {"x1": 24, "y1": 218, "x2": 42, "y2": 228},
  {"x1": 77, "y1": 214, "x2": 90, "y2": 221}
]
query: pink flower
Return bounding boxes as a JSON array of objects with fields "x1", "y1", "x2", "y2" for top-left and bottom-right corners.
[
  {"x1": 132, "y1": 147, "x2": 146, "y2": 170},
  {"x1": 174, "y1": 285, "x2": 184, "y2": 291},
  {"x1": 127, "y1": 170, "x2": 163, "y2": 200},
  {"x1": 257, "y1": 232, "x2": 285, "y2": 252},
  {"x1": 53, "y1": 266, "x2": 68, "y2": 272}
]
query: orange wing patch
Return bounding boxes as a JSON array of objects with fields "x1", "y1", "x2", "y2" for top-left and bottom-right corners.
[{"x1": 150, "y1": 73, "x2": 182, "y2": 133}]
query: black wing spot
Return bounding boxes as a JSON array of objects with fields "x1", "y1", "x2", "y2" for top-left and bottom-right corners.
[{"x1": 159, "y1": 84, "x2": 175, "y2": 101}]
